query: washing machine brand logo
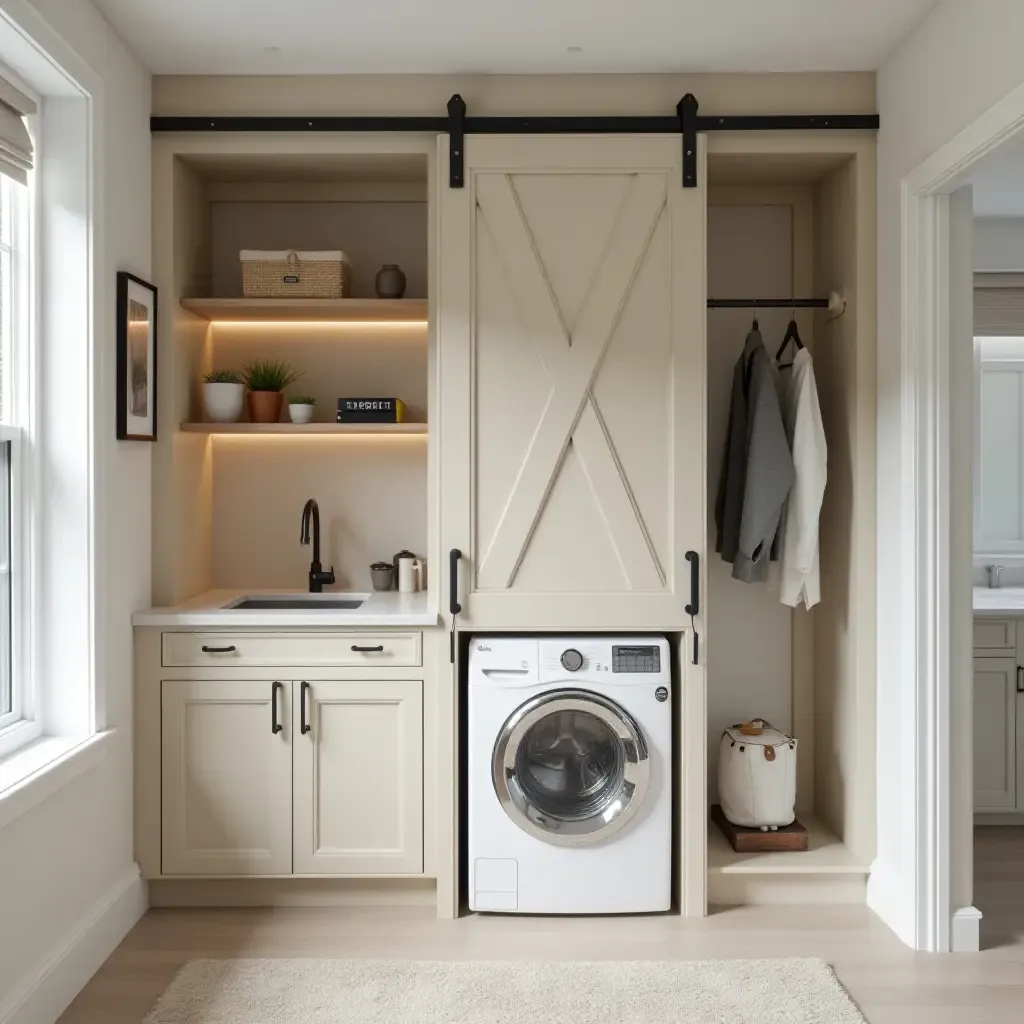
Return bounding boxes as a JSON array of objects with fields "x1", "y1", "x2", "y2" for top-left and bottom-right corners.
[{"x1": 477, "y1": 645, "x2": 492, "y2": 652}]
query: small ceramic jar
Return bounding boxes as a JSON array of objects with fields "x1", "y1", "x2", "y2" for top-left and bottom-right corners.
[{"x1": 375, "y1": 264, "x2": 407, "y2": 299}]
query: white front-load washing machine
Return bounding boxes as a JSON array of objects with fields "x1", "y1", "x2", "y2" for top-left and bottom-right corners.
[{"x1": 468, "y1": 636, "x2": 672, "y2": 914}]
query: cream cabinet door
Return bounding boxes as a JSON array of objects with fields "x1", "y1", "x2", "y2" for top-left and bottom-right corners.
[
  {"x1": 439, "y1": 135, "x2": 706, "y2": 630},
  {"x1": 975, "y1": 356, "x2": 1024, "y2": 555},
  {"x1": 973, "y1": 657, "x2": 1018, "y2": 811},
  {"x1": 293, "y1": 679, "x2": 423, "y2": 875},
  {"x1": 161, "y1": 679, "x2": 292, "y2": 875}
]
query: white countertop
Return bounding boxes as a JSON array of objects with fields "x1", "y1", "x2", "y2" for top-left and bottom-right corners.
[
  {"x1": 973, "y1": 586, "x2": 1024, "y2": 614},
  {"x1": 132, "y1": 588, "x2": 438, "y2": 628}
]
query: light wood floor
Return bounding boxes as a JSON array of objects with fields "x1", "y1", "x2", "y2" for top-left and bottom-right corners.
[{"x1": 56, "y1": 830, "x2": 1024, "y2": 1024}]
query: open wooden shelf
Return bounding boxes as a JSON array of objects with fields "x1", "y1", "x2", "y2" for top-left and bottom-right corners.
[
  {"x1": 180, "y1": 422, "x2": 427, "y2": 435},
  {"x1": 707, "y1": 815, "x2": 871, "y2": 876},
  {"x1": 180, "y1": 297, "x2": 429, "y2": 323}
]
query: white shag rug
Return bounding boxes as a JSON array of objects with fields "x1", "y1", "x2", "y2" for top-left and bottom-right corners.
[{"x1": 144, "y1": 958, "x2": 867, "y2": 1023}]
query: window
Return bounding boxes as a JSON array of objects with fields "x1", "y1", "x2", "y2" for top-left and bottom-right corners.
[{"x1": 0, "y1": 172, "x2": 30, "y2": 740}]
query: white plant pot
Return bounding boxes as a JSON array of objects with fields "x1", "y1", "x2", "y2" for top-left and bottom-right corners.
[
  {"x1": 288, "y1": 403, "x2": 315, "y2": 424},
  {"x1": 203, "y1": 381, "x2": 244, "y2": 423}
]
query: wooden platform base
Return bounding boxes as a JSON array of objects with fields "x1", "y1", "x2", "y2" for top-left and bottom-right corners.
[{"x1": 711, "y1": 804, "x2": 809, "y2": 852}]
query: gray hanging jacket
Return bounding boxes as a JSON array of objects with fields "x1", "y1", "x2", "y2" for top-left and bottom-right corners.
[{"x1": 715, "y1": 329, "x2": 795, "y2": 583}]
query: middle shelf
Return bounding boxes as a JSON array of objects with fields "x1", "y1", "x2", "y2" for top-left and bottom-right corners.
[{"x1": 181, "y1": 422, "x2": 428, "y2": 435}]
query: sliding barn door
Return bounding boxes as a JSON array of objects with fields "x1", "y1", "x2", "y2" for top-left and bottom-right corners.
[{"x1": 439, "y1": 135, "x2": 706, "y2": 630}]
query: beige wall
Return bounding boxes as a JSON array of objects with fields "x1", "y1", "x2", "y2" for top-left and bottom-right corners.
[
  {"x1": 0, "y1": 0, "x2": 151, "y2": 1018},
  {"x1": 813, "y1": 151, "x2": 877, "y2": 862},
  {"x1": 210, "y1": 436, "x2": 428, "y2": 592},
  {"x1": 152, "y1": 72, "x2": 875, "y2": 118},
  {"x1": 705, "y1": 199, "x2": 798, "y2": 800}
]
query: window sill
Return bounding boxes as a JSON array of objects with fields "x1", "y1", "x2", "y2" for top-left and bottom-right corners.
[{"x1": 0, "y1": 729, "x2": 114, "y2": 831}]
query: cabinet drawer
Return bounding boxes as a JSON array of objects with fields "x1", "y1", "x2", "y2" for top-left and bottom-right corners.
[
  {"x1": 161, "y1": 632, "x2": 422, "y2": 668},
  {"x1": 973, "y1": 619, "x2": 1016, "y2": 652}
]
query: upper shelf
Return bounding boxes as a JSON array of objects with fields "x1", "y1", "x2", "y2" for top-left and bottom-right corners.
[{"x1": 179, "y1": 297, "x2": 429, "y2": 323}]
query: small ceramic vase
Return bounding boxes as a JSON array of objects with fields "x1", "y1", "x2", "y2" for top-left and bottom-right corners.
[
  {"x1": 203, "y1": 382, "x2": 245, "y2": 423},
  {"x1": 289, "y1": 402, "x2": 315, "y2": 424},
  {"x1": 375, "y1": 264, "x2": 407, "y2": 299}
]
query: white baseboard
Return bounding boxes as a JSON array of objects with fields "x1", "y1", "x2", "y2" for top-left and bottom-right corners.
[
  {"x1": 951, "y1": 905, "x2": 983, "y2": 952},
  {"x1": 866, "y1": 859, "x2": 916, "y2": 949},
  {"x1": 0, "y1": 864, "x2": 147, "y2": 1024}
]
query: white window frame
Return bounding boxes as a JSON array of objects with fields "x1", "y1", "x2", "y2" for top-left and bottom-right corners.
[{"x1": 0, "y1": 108, "x2": 38, "y2": 758}]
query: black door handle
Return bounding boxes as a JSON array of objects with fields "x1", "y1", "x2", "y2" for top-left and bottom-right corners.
[
  {"x1": 450, "y1": 548, "x2": 462, "y2": 616},
  {"x1": 201, "y1": 645, "x2": 237, "y2": 654},
  {"x1": 1018, "y1": 666, "x2": 1024, "y2": 694},
  {"x1": 351, "y1": 645, "x2": 384, "y2": 652},
  {"x1": 300, "y1": 681, "x2": 311, "y2": 735},
  {"x1": 271, "y1": 681, "x2": 283, "y2": 734},
  {"x1": 685, "y1": 550, "x2": 700, "y2": 665}
]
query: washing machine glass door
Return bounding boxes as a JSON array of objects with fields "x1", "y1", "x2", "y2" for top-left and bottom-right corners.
[{"x1": 492, "y1": 688, "x2": 650, "y2": 846}]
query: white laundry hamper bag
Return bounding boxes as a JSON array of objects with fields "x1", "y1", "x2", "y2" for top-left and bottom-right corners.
[{"x1": 718, "y1": 719, "x2": 798, "y2": 829}]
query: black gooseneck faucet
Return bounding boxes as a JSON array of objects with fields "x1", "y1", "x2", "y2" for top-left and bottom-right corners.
[{"x1": 300, "y1": 498, "x2": 336, "y2": 593}]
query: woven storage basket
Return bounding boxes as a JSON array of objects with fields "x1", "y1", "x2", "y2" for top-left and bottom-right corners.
[{"x1": 240, "y1": 249, "x2": 351, "y2": 299}]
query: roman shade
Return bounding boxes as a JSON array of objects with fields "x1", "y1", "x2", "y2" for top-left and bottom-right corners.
[
  {"x1": 975, "y1": 274, "x2": 1024, "y2": 336},
  {"x1": 0, "y1": 77, "x2": 35, "y2": 185}
]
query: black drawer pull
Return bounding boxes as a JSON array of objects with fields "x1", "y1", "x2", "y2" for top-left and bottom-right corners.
[
  {"x1": 351, "y1": 644, "x2": 385, "y2": 653},
  {"x1": 271, "y1": 681, "x2": 283, "y2": 734},
  {"x1": 201, "y1": 644, "x2": 237, "y2": 654}
]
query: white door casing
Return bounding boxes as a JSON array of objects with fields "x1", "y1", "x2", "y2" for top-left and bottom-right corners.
[
  {"x1": 161, "y1": 679, "x2": 293, "y2": 876},
  {"x1": 439, "y1": 135, "x2": 706, "y2": 631},
  {"x1": 293, "y1": 679, "x2": 424, "y2": 874}
]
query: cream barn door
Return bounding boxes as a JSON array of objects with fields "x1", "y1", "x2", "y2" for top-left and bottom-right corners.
[{"x1": 439, "y1": 136, "x2": 706, "y2": 630}]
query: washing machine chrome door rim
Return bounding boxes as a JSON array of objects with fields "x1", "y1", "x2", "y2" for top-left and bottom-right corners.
[{"x1": 492, "y1": 687, "x2": 651, "y2": 847}]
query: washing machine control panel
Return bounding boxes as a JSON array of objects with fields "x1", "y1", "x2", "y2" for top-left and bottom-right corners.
[
  {"x1": 532, "y1": 638, "x2": 669, "y2": 682},
  {"x1": 611, "y1": 645, "x2": 661, "y2": 673}
]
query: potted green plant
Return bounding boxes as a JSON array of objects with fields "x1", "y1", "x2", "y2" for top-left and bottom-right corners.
[
  {"x1": 288, "y1": 394, "x2": 316, "y2": 424},
  {"x1": 203, "y1": 368, "x2": 244, "y2": 423},
  {"x1": 241, "y1": 358, "x2": 302, "y2": 424}
]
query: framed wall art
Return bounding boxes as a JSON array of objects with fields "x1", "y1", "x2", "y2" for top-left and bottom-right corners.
[{"x1": 116, "y1": 271, "x2": 158, "y2": 441}]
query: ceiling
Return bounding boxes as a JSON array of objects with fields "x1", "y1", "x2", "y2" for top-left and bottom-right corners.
[
  {"x1": 972, "y1": 141, "x2": 1024, "y2": 218},
  {"x1": 94, "y1": 0, "x2": 934, "y2": 76}
]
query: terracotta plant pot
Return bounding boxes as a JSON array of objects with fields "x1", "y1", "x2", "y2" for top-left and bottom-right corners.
[{"x1": 246, "y1": 390, "x2": 284, "y2": 424}]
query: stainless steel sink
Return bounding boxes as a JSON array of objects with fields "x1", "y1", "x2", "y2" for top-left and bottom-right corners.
[{"x1": 226, "y1": 594, "x2": 367, "y2": 611}]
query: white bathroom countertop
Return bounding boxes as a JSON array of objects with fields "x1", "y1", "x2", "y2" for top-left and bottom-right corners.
[
  {"x1": 132, "y1": 588, "x2": 438, "y2": 628},
  {"x1": 973, "y1": 586, "x2": 1024, "y2": 614}
]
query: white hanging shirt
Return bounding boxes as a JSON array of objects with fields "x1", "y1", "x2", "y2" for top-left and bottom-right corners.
[{"x1": 778, "y1": 348, "x2": 827, "y2": 609}]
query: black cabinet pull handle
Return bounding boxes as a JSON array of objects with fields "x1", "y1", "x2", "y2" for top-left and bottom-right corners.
[
  {"x1": 271, "y1": 681, "x2": 283, "y2": 734},
  {"x1": 300, "y1": 681, "x2": 311, "y2": 735},
  {"x1": 684, "y1": 551, "x2": 700, "y2": 617},
  {"x1": 201, "y1": 644, "x2": 237, "y2": 654},
  {"x1": 1018, "y1": 666, "x2": 1024, "y2": 694},
  {"x1": 351, "y1": 644, "x2": 384, "y2": 652},
  {"x1": 450, "y1": 548, "x2": 462, "y2": 616}
]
